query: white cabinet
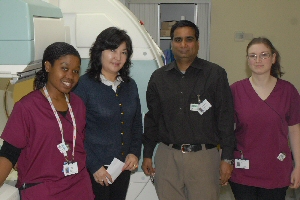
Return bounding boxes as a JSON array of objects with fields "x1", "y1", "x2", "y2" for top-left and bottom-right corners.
[
  {"x1": 159, "y1": 3, "x2": 196, "y2": 51},
  {"x1": 127, "y1": 0, "x2": 211, "y2": 60}
]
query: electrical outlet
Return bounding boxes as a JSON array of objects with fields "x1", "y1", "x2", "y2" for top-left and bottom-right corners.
[{"x1": 234, "y1": 31, "x2": 244, "y2": 42}]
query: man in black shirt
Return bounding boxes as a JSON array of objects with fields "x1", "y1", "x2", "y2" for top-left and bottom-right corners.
[{"x1": 142, "y1": 20, "x2": 235, "y2": 200}]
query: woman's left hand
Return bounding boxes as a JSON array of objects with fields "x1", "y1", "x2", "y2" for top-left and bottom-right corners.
[
  {"x1": 290, "y1": 166, "x2": 300, "y2": 189},
  {"x1": 122, "y1": 154, "x2": 138, "y2": 171},
  {"x1": 289, "y1": 124, "x2": 300, "y2": 189}
]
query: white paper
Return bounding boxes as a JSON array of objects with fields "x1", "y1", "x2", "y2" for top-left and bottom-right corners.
[{"x1": 106, "y1": 158, "x2": 125, "y2": 184}]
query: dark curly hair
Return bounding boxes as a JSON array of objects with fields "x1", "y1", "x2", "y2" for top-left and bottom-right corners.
[
  {"x1": 87, "y1": 27, "x2": 133, "y2": 82},
  {"x1": 246, "y1": 37, "x2": 284, "y2": 78},
  {"x1": 34, "y1": 42, "x2": 81, "y2": 90}
]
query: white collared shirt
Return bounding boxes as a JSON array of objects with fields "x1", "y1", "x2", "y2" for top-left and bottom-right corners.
[{"x1": 100, "y1": 74, "x2": 123, "y2": 92}]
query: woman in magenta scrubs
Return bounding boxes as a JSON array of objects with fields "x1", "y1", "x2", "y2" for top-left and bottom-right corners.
[
  {"x1": 230, "y1": 37, "x2": 300, "y2": 200},
  {"x1": 0, "y1": 42, "x2": 94, "y2": 200}
]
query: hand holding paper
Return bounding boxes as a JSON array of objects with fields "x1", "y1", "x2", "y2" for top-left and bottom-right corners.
[{"x1": 106, "y1": 158, "x2": 125, "y2": 184}]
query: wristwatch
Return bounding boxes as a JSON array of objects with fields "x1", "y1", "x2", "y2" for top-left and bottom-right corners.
[{"x1": 222, "y1": 159, "x2": 234, "y2": 165}]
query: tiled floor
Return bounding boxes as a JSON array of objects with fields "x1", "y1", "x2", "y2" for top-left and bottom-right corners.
[
  {"x1": 5, "y1": 170, "x2": 300, "y2": 200},
  {"x1": 220, "y1": 184, "x2": 300, "y2": 200}
]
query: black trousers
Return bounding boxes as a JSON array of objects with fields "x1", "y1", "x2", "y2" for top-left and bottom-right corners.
[
  {"x1": 89, "y1": 170, "x2": 131, "y2": 200},
  {"x1": 230, "y1": 181, "x2": 288, "y2": 200}
]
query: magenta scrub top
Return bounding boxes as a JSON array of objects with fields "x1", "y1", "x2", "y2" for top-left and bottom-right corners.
[
  {"x1": 230, "y1": 78, "x2": 300, "y2": 189},
  {"x1": 1, "y1": 90, "x2": 94, "y2": 200}
]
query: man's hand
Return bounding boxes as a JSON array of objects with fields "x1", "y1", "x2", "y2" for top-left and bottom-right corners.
[
  {"x1": 220, "y1": 160, "x2": 233, "y2": 186},
  {"x1": 142, "y1": 158, "x2": 155, "y2": 176}
]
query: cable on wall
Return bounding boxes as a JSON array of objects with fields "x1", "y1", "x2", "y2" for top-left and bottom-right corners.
[{"x1": 4, "y1": 80, "x2": 11, "y2": 119}]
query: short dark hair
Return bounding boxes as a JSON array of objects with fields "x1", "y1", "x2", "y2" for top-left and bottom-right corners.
[
  {"x1": 246, "y1": 37, "x2": 284, "y2": 78},
  {"x1": 170, "y1": 20, "x2": 199, "y2": 41},
  {"x1": 34, "y1": 42, "x2": 81, "y2": 90},
  {"x1": 87, "y1": 27, "x2": 133, "y2": 82}
]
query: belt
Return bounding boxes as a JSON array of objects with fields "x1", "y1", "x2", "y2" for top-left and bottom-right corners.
[
  {"x1": 163, "y1": 142, "x2": 216, "y2": 153},
  {"x1": 19, "y1": 182, "x2": 41, "y2": 191}
]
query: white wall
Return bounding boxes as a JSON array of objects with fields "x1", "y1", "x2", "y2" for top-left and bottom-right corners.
[
  {"x1": 2, "y1": 0, "x2": 300, "y2": 136},
  {"x1": 210, "y1": 0, "x2": 300, "y2": 91},
  {"x1": 0, "y1": 79, "x2": 14, "y2": 143}
]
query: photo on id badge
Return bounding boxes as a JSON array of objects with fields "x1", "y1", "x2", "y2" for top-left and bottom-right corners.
[
  {"x1": 63, "y1": 163, "x2": 70, "y2": 176},
  {"x1": 235, "y1": 159, "x2": 249, "y2": 169},
  {"x1": 65, "y1": 166, "x2": 70, "y2": 174}
]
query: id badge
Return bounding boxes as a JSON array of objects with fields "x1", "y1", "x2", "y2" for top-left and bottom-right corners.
[
  {"x1": 277, "y1": 153, "x2": 286, "y2": 161},
  {"x1": 198, "y1": 99, "x2": 212, "y2": 115},
  {"x1": 57, "y1": 142, "x2": 68, "y2": 155},
  {"x1": 63, "y1": 163, "x2": 71, "y2": 176},
  {"x1": 69, "y1": 162, "x2": 79, "y2": 174},
  {"x1": 235, "y1": 159, "x2": 249, "y2": 169},
  {"x1": 63, "y1": 162, "x2": 78, "y2": 176},
  {"x1": 190, "y1": 104, "x2": 199, "y2": 111}
]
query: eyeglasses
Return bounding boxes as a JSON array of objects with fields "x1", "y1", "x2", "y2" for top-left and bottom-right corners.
[{"x1": 247, "y1": 52, "x2": 271, "y2": 60}]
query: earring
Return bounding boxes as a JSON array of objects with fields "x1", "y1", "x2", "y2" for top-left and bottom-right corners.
[{"x1": 44, "y1": 61, "x2": 49, "y2": 72}]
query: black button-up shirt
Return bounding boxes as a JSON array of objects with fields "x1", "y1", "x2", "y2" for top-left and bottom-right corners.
[{"x1": 143, "y1": 57, "x2": 235, "y2": 160}]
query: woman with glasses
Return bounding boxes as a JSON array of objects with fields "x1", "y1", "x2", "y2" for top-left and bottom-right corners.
[{"x1": 229, "y1": 37, "x2": 300, "y2": 200}]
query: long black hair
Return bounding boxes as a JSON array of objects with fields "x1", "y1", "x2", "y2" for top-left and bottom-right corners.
[
  {"x1": 87, "y1": 27, "x2": 133, "y2": 82},
  {"x1": 34, "y1": 42, "x2": 81, "y2": 90},
  {"x1": 246, "y1": 37, "x2": 284, "y2": 78}
]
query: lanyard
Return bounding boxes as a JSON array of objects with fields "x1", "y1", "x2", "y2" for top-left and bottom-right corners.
[{"x1": 43, "y1": 86, "x2": 77, "y2": 162}]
